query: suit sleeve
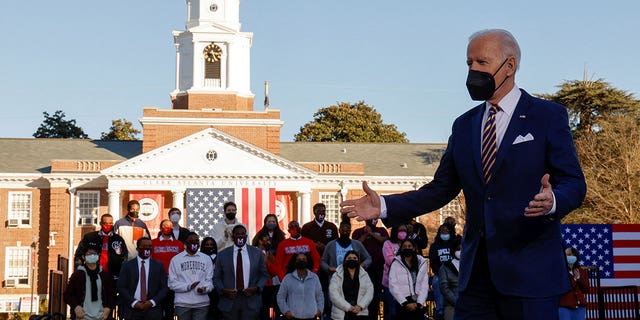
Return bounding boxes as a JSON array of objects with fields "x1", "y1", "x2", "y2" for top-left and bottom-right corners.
[
  {"x1": 382, "y1": 133, "x2": 462, "y2": 227},
  {"x1": 117, "y1": 262, "x2": 134, "y2": 305},
  {"x1": 150, "y1": 262, "x2": 168, "y2": 306},
  {"x1": 545, "y1": 106, "x2": 586, "y2": 219},
  {"x1": 213, "y1": 253, "x2": 224, "y2": 294},
  {"x1": 256, "y1": 250, "x2": 269, "y2": 290}
]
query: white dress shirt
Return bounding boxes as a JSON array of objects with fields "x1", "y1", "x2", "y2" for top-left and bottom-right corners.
[{"x1": 233, "y1": 245, "x2": 251, "y2": 289}]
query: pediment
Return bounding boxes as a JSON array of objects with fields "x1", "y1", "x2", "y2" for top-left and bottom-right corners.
[{"x1": 102, "y1": 128, "x2": 315, "y2": 178}]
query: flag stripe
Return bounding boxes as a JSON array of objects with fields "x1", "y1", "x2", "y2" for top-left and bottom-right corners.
[
  {"x1": 612, "y1": 240, "x2": 640, "y2": 248},
  {"x1": 613, "y1": 248, "x2": 640, "y2": 255},
  {"x1": 256, "y1": 188, "x2": 263, "y2": 232},
  {"x1": 242, "y1": 188, "x2": 249, "y2": 231},
  {"x1": 613, "y1": 224, "x2": 640, "y2": 232},
  {"x1": 269, "y1": 188, "x2": 276, "y2": 216},
  {"x1": 614, "y1": 271, "x2": 640, "y2": 278},
  {"x1": 614, "y1": 256, "x2": 640, "y2": 263}
]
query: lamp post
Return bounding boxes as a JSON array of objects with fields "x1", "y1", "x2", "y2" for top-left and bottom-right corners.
[{"x1": 30, "y1": 236, "x2": 38, "y2": 316}]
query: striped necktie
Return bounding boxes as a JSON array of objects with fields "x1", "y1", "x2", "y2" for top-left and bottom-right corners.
[{"x1": 482, "y1": 104, "x2": 501, "y2": 184}]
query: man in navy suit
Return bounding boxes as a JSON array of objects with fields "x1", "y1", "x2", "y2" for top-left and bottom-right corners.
[
  {"x1": 118, "y1": 237, "x2": 168, "y2": 320},
  {"x1": 341, "y1": 29, "x2": 586, "y2": 320},
  {"x1": 213, "y1": 224, "x2": 269, "y2": 320}
]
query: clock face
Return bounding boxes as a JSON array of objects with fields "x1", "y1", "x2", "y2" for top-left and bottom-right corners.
[
  {"x1": 210, "y1": 3, "x2": 218, "y2": 12},
  {"x1": 203, "y1": 44, "x2": 222, "y2": 63}
]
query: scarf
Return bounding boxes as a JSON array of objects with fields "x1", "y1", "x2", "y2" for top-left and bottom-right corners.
[{"x1": 85, "y1": 266, "x2": 100, "y2": 301}]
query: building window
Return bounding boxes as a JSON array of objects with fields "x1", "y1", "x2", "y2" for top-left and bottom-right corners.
[
  {"x1": 4, "y1": 247, "x2": 30, "y2": 287},
  {"x1": 77, "y1": 191, "x2": 100, "y2": 226},
  {"x1": 319, "y1": 192, "x2": 341, "y2": 224},
  {"x1": 8, "y1": 192, "x2": 31, "y2": 228}
]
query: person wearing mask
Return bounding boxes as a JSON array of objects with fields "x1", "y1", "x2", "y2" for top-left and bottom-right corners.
[
  {"x1": 255, "y1": 233, "x2": 283, "y2": 320},
  {"x1": 75, "y1": 214, "x2": 128, "y2": 283},
  {"x1": 351, "y1": 219, "x2": 388, "y2": 320},
  {"x1": 558, "y1": 247, "x2": 589, "y2": 320},
  {"x1": 252, "y1": 213, "x2": 286, "y2": 256},
  {"x1": 342, "y1": 29, "x2": 587, "y2": 320},
  {"x1": 443, "y1": 216, "x2": 462, "y2": 247},
  {"x1": 329, "y1": 250, "x2": 374, "y2": 320},
  {"x1": 168, "y1": 232, "x2": 214, "y2": 320},
  {"x1": 388, "y1": 240, "x2": 429, "y2": 320},
  {"x1": 214, "y1": 225, "x2": 269, "y2": 320},
  {"x1": 275, "y1": 221, "x2": 321, "y2": 276},
  {"x1": 117, "y1": 237, "x2": 168, "y2": 320},
  {"x1": 277, "y1": 253, "x2": 324, "y2": 320},
  {"x1": 428, "y1": 224, "x2": 454, "y2": 320},
  {"x1": 200, "y1": 237, "x2": 221, "y2": 320},
  {"x1": 301, "y1": 203, "x2": 338, "y2": 256},
  {"x1": 213, "y1": 201, "x2": 243, "y2": 250},
  {"x1": 438, "y1": 243, "x2": 461, "y2": 320},
  {"x1": 381, "y1": 224, "x2": 408, "y2": 320},
  {"x1": 157, "y1": 208, "x2": 190, "y2": 243},
  {"x1": 321, "y1": 221, "x2": 371, "y2": 319},
  {"x1": 406, "y1": 219, "x2": 428, "y2": 253},
  {"x1": 65, "y1": 246, "x2": 116, "y2": 320},
  {"x1": 115, "y1": 200, "x2": 151, "y2": 261},
  {"x1": 152, "y1": 219, "x2": 186, "y2": 320}
]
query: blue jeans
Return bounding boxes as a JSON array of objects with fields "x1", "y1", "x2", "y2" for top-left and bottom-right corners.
[
  {"x1": 432, "y1": 275, "x2": 444, "y2": 317},
  {"x1": 558, "y1": 306, "x2": 586, "y2": 320}
]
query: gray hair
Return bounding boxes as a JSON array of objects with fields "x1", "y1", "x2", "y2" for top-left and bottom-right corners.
[{"x1": 469, "y1": 29, "x2": 521, "y2": 70}]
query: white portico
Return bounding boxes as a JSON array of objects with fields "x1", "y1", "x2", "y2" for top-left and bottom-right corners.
[{"x1": 102, "y1": 127, "x2": 316, "y2": 237}]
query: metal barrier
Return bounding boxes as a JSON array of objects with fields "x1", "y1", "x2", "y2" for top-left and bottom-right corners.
[{"x1": 583, "y1": 266, "x2": 601, "y2": 320}]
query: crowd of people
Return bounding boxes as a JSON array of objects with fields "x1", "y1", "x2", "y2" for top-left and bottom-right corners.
[
  {"x1": 65, "y1": 200, "x2": 587, "y2": 320},
  {"x1": 65, "y1": 200, "x2": 469, "y2": 320}
]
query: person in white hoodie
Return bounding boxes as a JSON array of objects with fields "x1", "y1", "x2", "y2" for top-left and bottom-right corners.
[
  {"x1": 168, "y1": 232, "x2": 214, "y2": 320},
  {"x1": 388, "y1": 239, "x2": 429, "y2": 320},
  {"x1": 329, "y1": 250, "x2": 374, "y2": 320}
]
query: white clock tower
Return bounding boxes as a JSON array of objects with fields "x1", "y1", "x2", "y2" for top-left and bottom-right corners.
[{"x1": 171, "y1": 0, "x2": 254, "y2": 111}]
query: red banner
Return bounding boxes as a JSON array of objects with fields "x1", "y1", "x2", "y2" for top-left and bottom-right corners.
[
  {"x1": 275, "y1": 193, "x2": 292, "y2": 232},
  {"x1": 129, "y1": 191, "x2": 165, "y2": 238}
]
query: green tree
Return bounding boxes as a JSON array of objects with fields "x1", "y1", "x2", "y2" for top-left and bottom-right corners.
[
  {"x1": 101, "y1": 119, "x2": 141, "y2": 141},
  {"x1": 538, "y1": 79, "x2": 640, "y2": 136},
  {"x1": 33, "y1": 110, "x2": 88, "y2": 139},
  {"x1": 294, "y1": 101, "x2": 408, "y2": 142}
]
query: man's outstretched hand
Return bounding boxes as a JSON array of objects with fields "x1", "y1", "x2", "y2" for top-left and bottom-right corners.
[
  {"x1": 340, "y1": 181, "x2": 382, "y2": 221},
  {"x1": 524, "y1": 174, "x2": 554, "y2": 217}
]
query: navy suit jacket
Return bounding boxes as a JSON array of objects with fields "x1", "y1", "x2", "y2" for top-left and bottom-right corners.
[
  {"x1": 213, "y1": 244, "x2": 269, "y2": 312},
  {"x1": 117, "y1": 257, "x2": 168, "y2": 318},
  {"x1": 383, "y1": 89, "x2": 586, "y2": 297}
]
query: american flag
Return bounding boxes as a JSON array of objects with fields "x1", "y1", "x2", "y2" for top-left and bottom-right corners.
[
  {"x1": 185, "y1": 187, "x2": 276, "y2": 239},
  {"x1": 561, "y1": 224, "x2": 640, "y2": 318}
]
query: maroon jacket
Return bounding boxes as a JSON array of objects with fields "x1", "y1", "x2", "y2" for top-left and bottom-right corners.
[
  {"x1": 63, "y1": 266, "x2": 116, "y2": 319},
  {"x1": 559, "y1": 267, "x2": 590, "y2": 309}
]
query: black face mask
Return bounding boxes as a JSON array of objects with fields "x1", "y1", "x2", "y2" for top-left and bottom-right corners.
[
  {"x1": 129, "y1": 211, "x2": 139, "y2": 218},
  {"x1": 400, "y1": 249, "x2": 414, "y2": 257},
  {"x1": 201, "y1": 247, "x2": 216, "y2": 255},
  {"x1": 295, "y1": 260, "x2": 307, "y2": 270},
  {"x1": 225, "y1": 213, "x2": 236, "y2": 221},
  {"x1": 344, "y1": 260, "x2": 359, "y2": 269},
  {"x1": 466, "y1": 58, "x2": 509, "y2": 101}
]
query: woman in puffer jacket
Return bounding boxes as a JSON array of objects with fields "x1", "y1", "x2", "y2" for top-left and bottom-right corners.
[
  {"x1": 329, "y1": 250, "x2": 374, "y2": 320},
  {"x1": 388, "y1": 239, "x2": 429, "y2": 320}
]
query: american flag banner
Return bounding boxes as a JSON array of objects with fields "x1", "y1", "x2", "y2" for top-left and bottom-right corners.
[
  {"x1": 185, "y1": 187, "x2": 276, "y2": 239},
  {"x1": 561, "y1": 224, "x2": 640, "y2": 318}
]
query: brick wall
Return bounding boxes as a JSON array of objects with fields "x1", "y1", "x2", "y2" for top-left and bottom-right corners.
[{"x1": 171, "y1": 92, "x2": 255, "y2": 111}]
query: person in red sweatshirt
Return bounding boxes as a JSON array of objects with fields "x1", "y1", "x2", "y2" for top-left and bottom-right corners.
[
  {"x1": 152, "y1": 219, "x2": 185, "y2": 320},
  {"x1": 275, "y1": 221, "x2": 321, "y2": 277}
]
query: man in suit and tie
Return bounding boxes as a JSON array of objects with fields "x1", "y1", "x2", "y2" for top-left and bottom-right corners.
[
  {"x1": 214, "y1": 224, "x2": 269, "y2": 320},
  {"x1": 341, "y1": 29, "x2": 586, "y2": 320},
  {"x1": 118, "y1": 237, "x2": 168, "y2": 320}
]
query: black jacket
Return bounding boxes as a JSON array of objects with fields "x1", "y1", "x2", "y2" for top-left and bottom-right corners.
[{"x1": 74, "y1": 231, "x2": 128, "y2": 279}]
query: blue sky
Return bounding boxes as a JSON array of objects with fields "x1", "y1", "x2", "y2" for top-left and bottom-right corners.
[{"x1": 1, "y1": 1, "x2": 638, "y2": 143}]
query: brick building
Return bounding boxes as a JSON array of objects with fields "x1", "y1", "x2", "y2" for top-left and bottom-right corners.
[{"x1": 0, "y1": 0, "x2": 462, "y2": 309}]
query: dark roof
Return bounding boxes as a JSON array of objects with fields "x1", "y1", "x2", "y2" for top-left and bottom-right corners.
[
  {"x1": 0, "y1": 139, "x2": 142, "y2": 173},
  {"x1": 280, "y1": 142, "x2": 446, "y2": 176},
  {"x1": 0, "y1": 139, "x2": 446, "y2": 176}
]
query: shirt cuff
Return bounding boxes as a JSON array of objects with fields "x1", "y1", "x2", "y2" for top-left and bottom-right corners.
[
  {"x1": 547, "y1": 191, "x2": 557, "y2": 215},
  {"x1": 379, "y1": 196, "x2": 388, "y2": 219},
  {"x1": 131, "y1": 300, "x2": 139, "y2": 308},
  {"x1": 150, "y1": 300, "x2": 156, "y2": 307}
]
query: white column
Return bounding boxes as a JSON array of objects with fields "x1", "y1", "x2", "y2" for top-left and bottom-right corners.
[
  {"x1": 172, "y1": 189, "x2": 185, "y2": 214},
  {"x1": 68, "y1": 187, "x2": 76, "y2": 275},
  {"x1": 107, "y1": 189, "x2": 121, "y2": 218},
  {"x1": 300, "y1": 191, "x2": 311, "y2": 224},
  {"x1": 174, "y1": 43, "x2": 181, "y2": 91}
]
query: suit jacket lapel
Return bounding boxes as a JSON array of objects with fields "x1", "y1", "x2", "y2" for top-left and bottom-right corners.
[
  {"x1": 493, "y1": 89, "x2": 532, "y2": 176},
  {"x1": 471, "y1": 103, "x2": 485, "y2": 182}
]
